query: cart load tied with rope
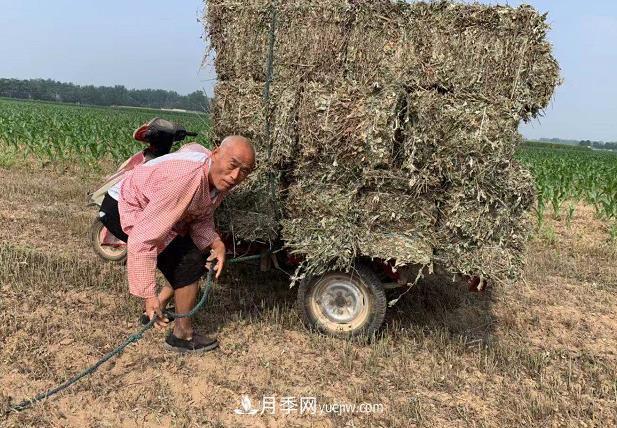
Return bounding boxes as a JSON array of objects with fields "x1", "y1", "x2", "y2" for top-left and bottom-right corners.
[{"x1": 204, "y1": 0, "x2": 560, "y2": 336}]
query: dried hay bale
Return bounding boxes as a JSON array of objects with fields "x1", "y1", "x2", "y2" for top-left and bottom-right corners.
[
  {"x1": 273, "y1": 1, "x2": 352, "y2": 84},
  {"x1": 343, "y1": 1, "x2": 411, "y2": 84},
  {"x1": 205, "y1": 0, "x2": 560, "y2": 282},
  {"x1": 211, "y1": 78, "x2": 266, "y2": 144},
  {"x1": 205, "y1": 0, "x2": 271, "y2": 81},
  {"x1": 354, "y1": 190, "x2": 436, "y2": 265},
  {"x1": 434, "y1": 161, "x2": 534, "y2": 280},
  {"x1": 206, "y1": 1, "x2": 560, "y2": 105},
  {"x1": 215, "y1": 166, "x2": 282, "y2": 242},
  {"x1": 211, "y1": 78, "x2": 298, "y2": 165},
  {"x1": 403, "y1": 89, "x2": 523, "y2": 180},
  {"x1": 281, "y1": 182, "x2": 358, "y2": 269},
  {"x1": 206, "y1": 0, "x2": 352, "y2": 83},
  {"x1": 401, "y1": 3, "x2": 560, "y2": 115},
  {"x1": 295, "y1": 81, "x2": 403, "y2": 170},
  {"x1": 281, "y1": 177, "x2": 436, "y2": 270}
]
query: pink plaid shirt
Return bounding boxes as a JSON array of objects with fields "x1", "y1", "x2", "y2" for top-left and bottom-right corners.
[{"x1": 117, "y1": 148, "x2": 224, "y2": 298}]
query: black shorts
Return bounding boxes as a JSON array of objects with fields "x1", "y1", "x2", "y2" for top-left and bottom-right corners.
[{"x1": 99, "y1": 194, "x2": 209, "y2": 289}]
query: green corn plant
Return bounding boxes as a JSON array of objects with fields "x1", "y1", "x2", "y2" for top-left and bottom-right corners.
[
  {"x1": 609, "y1": 222, "x2": 617, "y2": 243},
  {"x1": 517, "y1": 141, "x2": 617, "y2": 231},
  {"x1": 0, "y1": 98, "x2": 211, "y2": 163},
  {"x1": 565, "y1": 203, "x2": 576, "y2": 228}
]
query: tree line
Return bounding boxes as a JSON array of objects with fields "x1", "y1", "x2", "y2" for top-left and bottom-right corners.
[
  {"x1": 578, "y1": 140, "x2": 617, "y2": 151},
  {"x1": 0, "y1": 78, "x2": 210, "y2": 112}
]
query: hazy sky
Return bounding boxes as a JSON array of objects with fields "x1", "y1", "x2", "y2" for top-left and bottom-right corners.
[{"x1": 0, "y1": 0, "x2": 615, "y2": 141}]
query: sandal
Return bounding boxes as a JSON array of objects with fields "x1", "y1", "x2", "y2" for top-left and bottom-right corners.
[{"x1": 164, "y1": 333, "x2": 219, "y2": 354}]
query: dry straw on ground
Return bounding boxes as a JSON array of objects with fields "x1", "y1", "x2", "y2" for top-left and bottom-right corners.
[{"x1": 205, "y1": 0, "x2": 560, "y2": 283}]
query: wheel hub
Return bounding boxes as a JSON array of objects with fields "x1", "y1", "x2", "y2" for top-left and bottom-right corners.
[
  {"x1": 302, "y1": 267, "x2": 386, "y2": 337},
  {"x1": 317, "y1": 279, "x2": 365, "y2": 324}
]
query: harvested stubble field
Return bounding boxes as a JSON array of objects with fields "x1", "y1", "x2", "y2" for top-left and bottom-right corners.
[{"x1": 1, "y1": 164, "x2": 616, "y2": 427}]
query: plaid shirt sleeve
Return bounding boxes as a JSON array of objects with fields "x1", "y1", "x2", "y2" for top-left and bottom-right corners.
[
  {"x1": 126, "y1": 177, "x2": 200, "y2": 298},
  {"x1": 189, "y1": 214, "x2": 220, "y2": 252}
]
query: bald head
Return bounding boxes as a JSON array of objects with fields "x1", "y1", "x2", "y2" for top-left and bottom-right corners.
[
  {"x1": 208, "y1": 135, "x2": 256, "y2": 192},
  {"x1": 221, "y1": 135, "x2": 253, "y2": 151},
  {"x1": 220, "y1": 135, "x2": 255, "y2": 167}
]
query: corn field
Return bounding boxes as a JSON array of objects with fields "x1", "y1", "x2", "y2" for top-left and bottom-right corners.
[
  {"x1": 0, "y1": 97, "x2": 211, "y2": 163},
  {"x1": 518, "y1": 142, "x2": 617, "y2": 231}
]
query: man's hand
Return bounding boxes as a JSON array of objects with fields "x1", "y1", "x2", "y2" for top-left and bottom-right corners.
[
  {"x1": 144, "y1": 296, "x2": 169, "y2": 329},
  {"x1": 206, "y1": 238, "x2": 226, "y2": 279}
]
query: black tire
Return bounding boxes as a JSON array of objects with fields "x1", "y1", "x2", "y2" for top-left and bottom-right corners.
[
  {"x1": 89, "y1": 218, "x2": 127, "y2": 263},
  {"x1": 297, "y1": 263, "x2": 387, "y2": 338}
]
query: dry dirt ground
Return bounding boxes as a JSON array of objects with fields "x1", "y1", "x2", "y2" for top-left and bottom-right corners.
[{"x1": 1, "y1": 166, "x2": 616, "y2": 427}]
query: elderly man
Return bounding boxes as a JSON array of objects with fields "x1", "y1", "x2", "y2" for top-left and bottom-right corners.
[{"x1": 99, "y1": 136, "x2": 255, "y2": 353}]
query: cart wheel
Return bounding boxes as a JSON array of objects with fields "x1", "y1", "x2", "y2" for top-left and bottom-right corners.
[
  {"x1": 297, "y1": 263, "x2": 387, "y2": 338},
  {"x1": 89, "y1": 218, "x2": 127, "y2": 263}
]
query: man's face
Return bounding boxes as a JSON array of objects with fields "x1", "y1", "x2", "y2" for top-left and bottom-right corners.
[{"x1": 209, "y1": 143, "x2": 254, "y2": 192}]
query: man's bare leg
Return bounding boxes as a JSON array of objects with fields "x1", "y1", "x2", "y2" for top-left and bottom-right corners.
[
  {"x1": 172, "y1": 281, "x2": 199, "y2": 339},
  {"x1": 165, "y1": 279, "x2": 217, "y2": 352},
  {"x1": 158, "y1": 285, "x2": 174, "y2": 310}
]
